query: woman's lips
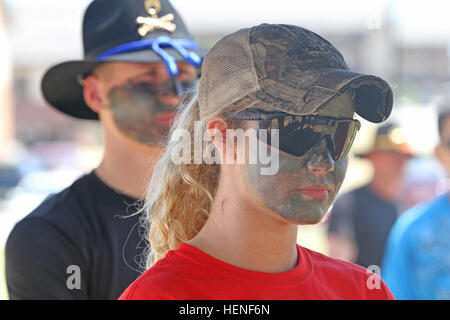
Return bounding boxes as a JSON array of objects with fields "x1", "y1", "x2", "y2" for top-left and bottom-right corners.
[{"x1": 295, "y1": 186, "x2": 331, "y2": 200}]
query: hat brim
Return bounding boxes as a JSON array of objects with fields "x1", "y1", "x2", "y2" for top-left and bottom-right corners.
[
  {"x1": 41, "y1": 47, "x2": 208, "y2": 120},
  {"x1": 355, "y1": 149, "x2": 415, "y2": 158},
  {"x1": 355, "y1": 141, "x2": 415, "y2": 158},
  {"x1": 250, "y1": 68, "x2": 393, "y2": 123}
]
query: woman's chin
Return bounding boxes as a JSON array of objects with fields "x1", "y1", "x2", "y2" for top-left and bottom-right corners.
[{"x1": 281, "y1": 210, "x2": 327, "y2": 225}]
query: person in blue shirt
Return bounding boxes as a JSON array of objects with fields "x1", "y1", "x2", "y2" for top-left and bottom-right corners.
[{"x1": 382, "y1": 103, "x2": 450, "y2": 300}]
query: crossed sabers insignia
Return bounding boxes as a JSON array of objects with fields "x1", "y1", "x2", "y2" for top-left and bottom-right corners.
[{"x1": 137, "y1": 0, "x2": 177, "y2": 37}]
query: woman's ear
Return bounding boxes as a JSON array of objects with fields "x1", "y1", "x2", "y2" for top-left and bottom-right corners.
[
  {"x1": 83, "y1": 75, "x2": 108, "y2": 114},
  {"x1": 206, "y1": 118, "x2": 230, "y2": 162}
]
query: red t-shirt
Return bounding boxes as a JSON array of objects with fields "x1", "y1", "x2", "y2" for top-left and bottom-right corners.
[{"x1": 119, "y1": 243, "x2": 394, "y2": 300}]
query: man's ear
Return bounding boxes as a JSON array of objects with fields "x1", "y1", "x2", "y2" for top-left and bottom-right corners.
[{"x1": 83, "y1": 75, "x2": 107, "y2": 114}]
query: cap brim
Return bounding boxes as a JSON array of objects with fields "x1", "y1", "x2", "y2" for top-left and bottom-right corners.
[
  {"x1": 250, "y1": 68, "x2": 393, "y2": 123},
  {"x1": 41, "y1": 47, "x2": 208, "y2": 120}
]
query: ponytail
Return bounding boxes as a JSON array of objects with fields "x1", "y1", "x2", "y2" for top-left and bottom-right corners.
[{"x1": 143, "y1": 97, "x2": 220, "y2": 267}]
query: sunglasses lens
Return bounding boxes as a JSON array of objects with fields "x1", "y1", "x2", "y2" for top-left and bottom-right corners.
[
  {"x1": 333, "y1": 121, "x2": 359, "y2": 160},
  {"x1": 280, "y1": 126, "x2": 322, "y2": 157},
  {"x1": 261, "y1": 116, "x2": 359, "y2": 160}
]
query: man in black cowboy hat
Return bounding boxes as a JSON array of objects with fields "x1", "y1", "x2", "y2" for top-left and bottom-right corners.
[{"x1": 5, "y1": 0, "x2": 203, "y2": 299}]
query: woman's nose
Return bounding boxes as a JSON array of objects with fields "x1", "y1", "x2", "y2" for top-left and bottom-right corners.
[{"x1": 306, "y1": 138, "x2": 335, "y2": 177}]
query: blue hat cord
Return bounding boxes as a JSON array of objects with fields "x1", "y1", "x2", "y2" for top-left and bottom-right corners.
[{"x1": 95, "y1": 36, "x2": 202, "y2": 77}]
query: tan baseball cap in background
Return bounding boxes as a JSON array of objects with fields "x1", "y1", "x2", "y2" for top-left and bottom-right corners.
[{"x1": 356, "y1": 122, "x2": 414, "y2": 157}]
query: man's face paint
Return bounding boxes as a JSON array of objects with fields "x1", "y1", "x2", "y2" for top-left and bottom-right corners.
[
  {"x1": 241, "y1": 91, "x2": 356, "y2": 225},
  {"x1": 107, "y1": 63, "x2": 196, "y2": 145}
]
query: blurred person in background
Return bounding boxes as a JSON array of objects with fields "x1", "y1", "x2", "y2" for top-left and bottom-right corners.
[
  {"x1": 382, "y1": 102, "x2": 450, "y2": 300},
  {"x1": 5, "y1": 0, "x2": 203, "y2": 299},
  {"x1": 398, "y1": 156, "x2": 446, "y2": 212},
  {"x1": 327, "y1": 123, "x2": 413, "y2": 268}
]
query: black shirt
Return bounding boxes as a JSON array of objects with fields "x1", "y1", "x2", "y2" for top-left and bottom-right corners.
[
  {"x1": 327, "y1": 185, "x2": 399, "y2": 268},
  {"x1": 5, "y1": 171, "x2": 146, "y2": 299}
]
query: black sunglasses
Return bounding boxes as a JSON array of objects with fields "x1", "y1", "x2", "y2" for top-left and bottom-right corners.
[{"x1": 226, "y1": 109, "x2": 361, "y2": 161}]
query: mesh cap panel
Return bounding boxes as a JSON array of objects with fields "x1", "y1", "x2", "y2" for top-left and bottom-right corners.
[{"x1": 199, "y1": 28, "x2": 260, "y2": 120}]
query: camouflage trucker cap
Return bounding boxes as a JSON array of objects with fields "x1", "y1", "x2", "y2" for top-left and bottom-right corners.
[{"x1": 198, "y1": 24, "x2": 393, "y2": 123}]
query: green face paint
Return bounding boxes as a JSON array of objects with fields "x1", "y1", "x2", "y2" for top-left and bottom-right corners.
[
  {"x1": 245, "y1": 144, "x2": 348, "y2": 224},
  {"x1": 108, "y1": 77, "x2": 194, "y2": 145},
  {"x1": 242, "y1": 91, "x2": 356, "y2": 225}
]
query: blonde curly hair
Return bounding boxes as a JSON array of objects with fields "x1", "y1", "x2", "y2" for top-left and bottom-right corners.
[{"x1": 142, "y1": 95, "x2": 248, "y2": 267}]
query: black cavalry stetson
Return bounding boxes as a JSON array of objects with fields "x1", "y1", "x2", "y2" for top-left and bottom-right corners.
[{"x1": 42, "y1": 0, "x2": 206, "y2": 120}]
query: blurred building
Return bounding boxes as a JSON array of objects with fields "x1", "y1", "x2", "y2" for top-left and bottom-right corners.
[{"x1": 4, "y1": 0, "x2": 98, "y2": 147}]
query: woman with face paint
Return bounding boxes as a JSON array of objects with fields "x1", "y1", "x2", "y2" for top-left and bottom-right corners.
[{"x1": 120, "y1": 24, "x2": 396, "y2": 300}]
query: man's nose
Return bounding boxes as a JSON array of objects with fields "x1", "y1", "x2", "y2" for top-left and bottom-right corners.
[
  {"x1": 140, "y1": 68, "x2": 171, "y2": 84},
  {"x1": 306, "y1": 138, "x2": 335, "y2": 177}
]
